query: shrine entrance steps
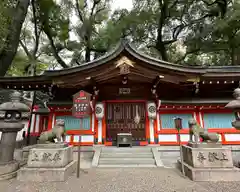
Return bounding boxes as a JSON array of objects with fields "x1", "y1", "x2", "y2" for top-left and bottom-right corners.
[{"x1": 92, "y1": 147, "x2": 160, "y2": 168}]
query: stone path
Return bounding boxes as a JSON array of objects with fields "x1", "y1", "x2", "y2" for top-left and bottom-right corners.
[
  {"x1": 0, "y1": 168, "x2": 239, "y2": 192},
  {"x1": 159, "y1": 150, "x2": 180, "y2": 168}
]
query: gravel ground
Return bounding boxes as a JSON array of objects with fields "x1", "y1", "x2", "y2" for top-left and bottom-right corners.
[{"x1": 0, "y1": 168, "x2": 239, "y2": 192}]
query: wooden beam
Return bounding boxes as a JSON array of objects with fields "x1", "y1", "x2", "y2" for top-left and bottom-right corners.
[{"x1": 152, "y1": 75, "x2": 165, "y2": 87}]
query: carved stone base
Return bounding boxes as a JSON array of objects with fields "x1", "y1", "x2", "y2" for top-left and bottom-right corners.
[
  {"x1": 182, "y1": 145, "x2": 233, "y2": 168},
  {"x1": 17, "y1": 160, "x2": 77, "y2": 182},
  {"x1": 178, "y1": 160, "x2": 240, "y2": 181},
  {"x1": 22, "y1": 144, "x2": 69, "y2": 160},
  {"x1": 0, "y1": 161, "x2": 19, "y2": 180},
  {"x1": 187, "y1": 142, "x2": 222, "y2": 148},
  {"x1": 27, "y1": 145, "x2": 73, "y2": 168},
  {"x1": 178, "y1": 145, "x2": 240, "y2": 181},
  {"x1": 17, "y1": 144, "x2": 75, "y2": 181}
]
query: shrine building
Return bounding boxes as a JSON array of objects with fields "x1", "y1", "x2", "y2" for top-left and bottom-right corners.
[{"x1": 0, "y1": 39, "x2": 240, "y2": 146}]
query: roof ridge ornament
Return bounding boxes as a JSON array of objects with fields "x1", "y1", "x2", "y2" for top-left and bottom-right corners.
[
  {"x1": 115, "y1": 56, "x2": 134, "y2": 68},
  {"x1": 115, "y1": 56, "x2": 134, "y2": 75}
]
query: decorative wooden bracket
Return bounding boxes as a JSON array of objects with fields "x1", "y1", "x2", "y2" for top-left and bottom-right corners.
[
  {"x1": 151, "y1": 75, "x2": 164, "y2": 98},
  {"x1": 187, "y1": 77, "x2": 200, "y2": 94}
]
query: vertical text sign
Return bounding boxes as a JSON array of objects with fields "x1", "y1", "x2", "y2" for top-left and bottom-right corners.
[{"x1": 72, "y1": 90, "x2": 92, "y2": 118}]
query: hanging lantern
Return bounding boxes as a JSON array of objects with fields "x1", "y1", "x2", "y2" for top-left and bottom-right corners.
[
  {"x1": 134, "y1": 105, "x2": 140, "y2": 124},
  {"x1": 174, "y1": 117, "x2": 182, "y2": 131}
]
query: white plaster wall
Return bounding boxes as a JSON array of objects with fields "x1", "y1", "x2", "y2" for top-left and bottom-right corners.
[
  {"x1": 225, "y1": 134, "x2": 240, "y2": 141},
  {"x1": 218, "y1": 134, "x2": 222, "y2": 142},
  {"x1": 180, "y1": 134, "x2": 190, "y2": 142},
  {"x1": 73, "y1": 135, "x2": 94, "y2": 143},
  {"x1": 158, "y1": 134, "x2": 177, "y2": 142},
  {"x1": 65, "y1": 135, "x2": 71, "y2": 143}
]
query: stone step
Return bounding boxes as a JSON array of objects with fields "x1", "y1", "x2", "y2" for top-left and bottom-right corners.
[
  {"x1": 101, "y1": 147, "x2": 152, "y2": 153},
  {"x1": 99, "y1": 158, "x2": 156, "y2": 165},
  {"x1": 98, "y1": 164, "x2": 157, "y2": 168},
  {"x1": 100, "y1": 153, "x2": 153, "y2": 158}
]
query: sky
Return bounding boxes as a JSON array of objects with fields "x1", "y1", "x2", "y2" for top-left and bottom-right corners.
[{"x1": 111, "y1": 0, "x2": 133, "y2": 10}]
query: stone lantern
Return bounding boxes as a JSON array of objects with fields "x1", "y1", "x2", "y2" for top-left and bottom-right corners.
[
  {"x1": 0, "y1": 91, "x2": 30, "y2": 180},
  {"x1": 225, "y1": 87, "x2": 240, "y2": 129}
]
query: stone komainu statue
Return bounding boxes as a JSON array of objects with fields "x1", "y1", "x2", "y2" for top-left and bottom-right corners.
[
  {"x1": 38, "y1": 119, "x2": 66, "y2": 143},
  {"x1": 188, "y1": 118, "x2": 219, "y2": 143}
]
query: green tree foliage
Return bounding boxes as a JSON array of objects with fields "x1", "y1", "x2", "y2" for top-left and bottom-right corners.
[
  {"x1": 99, "y1": 0, "x2": 233, "y2": 65},
  {"x1": 3, "y1": 0, "x2": 240, "y2": 75},
  {"x1": 0, "y1": 0, "x2": 30, "y2": 76},
  {"x1": 7, "y1": 51, "x2": 48, "y2": 76},
  {"x1": 7, "y1": 0, "x2": 49, "y2": 76},
  {"x1": 185, "y1": 1, "x2": 240, "y2": 65},
  {"x1": 34, "y1": 0, "x2": 112, "y2": 68}
]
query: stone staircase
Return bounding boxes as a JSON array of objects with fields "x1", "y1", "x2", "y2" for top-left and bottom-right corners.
[{"x1": 93, "y1": 147, "x2": 158, "y2": 167}]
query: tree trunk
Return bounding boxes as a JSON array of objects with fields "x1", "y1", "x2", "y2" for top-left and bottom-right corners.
[
  {"x1": 85, "y1": 46, "x2": 91, "y2": 62},
  {"x1": 0, "y1": 0, "x2": 30, "y2": 76},
  {"x1": 155, "y1": 0, "x2": 168, "y2": 61},
  {"x1": 85, "y1": 36, "x2": 91, "y2": 62}
]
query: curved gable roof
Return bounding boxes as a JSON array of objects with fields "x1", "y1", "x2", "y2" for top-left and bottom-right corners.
[
  {"x1": 42, "y1": 38, "x2": 240, "y2": 77},
  {"x1": 43, "y1": 39, "x2": 207, "y2": 76},
  {"x1": 1, "y1": 38, "x2": 240, "y2": 85}
]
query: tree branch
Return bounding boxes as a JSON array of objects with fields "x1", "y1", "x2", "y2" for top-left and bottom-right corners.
[
  {"x1": 169, "y1": 0, "x2": 179, "y2": 10},
  {"x1": 163, "y1": 39, "x2": 178, "y2": 45},
  {"x1": 31, "y1": 0, "x2": 40, "y2": 57},
  {"x1": 90, "y1": 0, "x2": 100, "y2": 18},
  {"x1": 93, "y1": 7, "x2": 105, "y2": 20},
  {"x1": 19, "y1": 40, "x2": 32, "y2": 59},
  {"x1": 202, "y1": 0, "x2": 217, "y2": 6},
  {"x1": 75, "y1": 0, "x2": 84, "y2": 22},
  {"x1": 44, "y1": 30, "x2": 69, "y2": 68},
  {"x1": 93, "y1": 0, "x2": 107, "y2": 20}
]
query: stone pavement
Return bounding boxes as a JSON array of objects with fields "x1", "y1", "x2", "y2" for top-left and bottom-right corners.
[{"x1": 0, "y1": 168, "x2": 239, "y2": 192}]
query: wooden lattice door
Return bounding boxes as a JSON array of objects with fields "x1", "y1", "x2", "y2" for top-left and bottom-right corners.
[{"x1": 106, "y1": 102, "x2": 146, "y2": 145}]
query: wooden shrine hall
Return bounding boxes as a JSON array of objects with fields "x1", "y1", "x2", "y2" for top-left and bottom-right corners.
[{"x1": 1, "y1": 39, "x2": 240, "y2": 146}]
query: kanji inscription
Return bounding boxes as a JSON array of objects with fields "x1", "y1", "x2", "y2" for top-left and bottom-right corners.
[
  {"x1": 197, "y1": 151, "x2": 229, "y2": 163},
  {"x1": 197, "y1": 152, "x2": 206, "y2": 163},
  {"x1": 31, "y1": 152, "x2": 62, "y2": 162},
  {"x1": 31, "y1": 152, "x2": 40, "y2": 161},
  {"x1": 208, "y1": 152, "x2": 228, "y2": 162},
  {"x1": 42, "y1": 152, "x2": 52, "y2": 161}
]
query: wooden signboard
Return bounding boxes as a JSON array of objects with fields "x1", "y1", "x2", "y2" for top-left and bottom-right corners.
[{"x1": 72, "y1": 90, "x2": 92, "y2": 118}]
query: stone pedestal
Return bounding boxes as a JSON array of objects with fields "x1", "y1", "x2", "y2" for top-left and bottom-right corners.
[
  {"x1": 17, "y1": 144, "x2": 77, "y2": 182},
  {"x1": 0, "y1": 161, "x2": 19, "y2": 180},
  {"x1": 187, "y1": 142, "x2": 222, "y2": 148},
  {"x1": 0, "y1": 91, "x2": 30, "y2": 180},
  {"x1": 178, "y1": 144, "x2": 240, "y2": 181},
  {"x1": 0, "y1": 123, "x2": 25, "y2": 180}
]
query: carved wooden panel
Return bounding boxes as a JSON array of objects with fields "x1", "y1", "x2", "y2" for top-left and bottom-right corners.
[{"x1": 106, "y1": 102, "x2": 146, "y2": 143}]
